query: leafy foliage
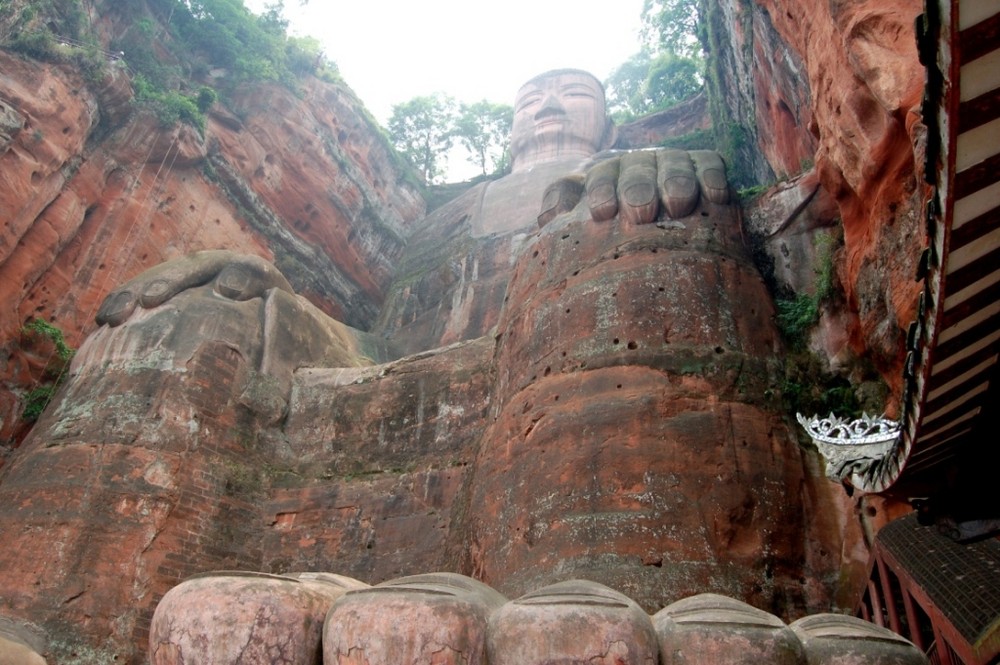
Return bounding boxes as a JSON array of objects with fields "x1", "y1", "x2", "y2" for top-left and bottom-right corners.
[
  {"x1": 774, "y1": 231, "x2": 838, "y2": 346},
  {"x1": 641, "y1": 0, "x2": 703, "y2": 59},
  {"x1": 22, "y1": 318, "x2": 75, "y2": 362},
  {"x1": 781, "y1": 353, "x2": 864, "y2": 421},
  {"x1": 2, "y1": 0, "x2": 108, "y2": 81},
  {"x1": 453, "y1": 100, "x2": 512, "y2": 176},
  {"x1": 388, "y1": 94, "x2": 457, "y2": 184},
  {"x1": 22, "y1": 385, "x2": 56, "y2": 423},
  {"x1": 387, "y1": 95, "x2": 514, "y2": 182},
  {"x1": 133, "y1": 74, "x2": 207, "y2": 131},
  {"x1": 19, "y1": 319, "x2": 76, "y2": 422},
  {"x1": 2, "y1": 0, "x2": 342, "y2": 129},
  {"x1": 604, "y1": 0, "x2": 704, "y2": 121},
  {"x1": 776, "y1": 294, "x2": 819, "y2": 341},
  {"x1": 606, "y1": 51, "x2": 703, "y2": 121}
]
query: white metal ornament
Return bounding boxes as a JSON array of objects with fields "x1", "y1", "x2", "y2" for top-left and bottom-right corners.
[{"x1": 796, "y1": 413, "x2": 901, "y2": 482}]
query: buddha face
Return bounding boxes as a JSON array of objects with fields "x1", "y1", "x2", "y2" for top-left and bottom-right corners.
[{"x1": 510, "y1": 70, "x2": 611, "y2": 172}]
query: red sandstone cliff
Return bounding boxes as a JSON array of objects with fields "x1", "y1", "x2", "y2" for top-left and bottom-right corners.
[
  {"x1": 0, "y1": 45, "x2": 424, "y2": 446},
  {"x1": 708, "y1": 0, "x2": 926, "y2": 399},
  {"x1": 0, "y1": 0, "x2": 937, "y2": 661}
]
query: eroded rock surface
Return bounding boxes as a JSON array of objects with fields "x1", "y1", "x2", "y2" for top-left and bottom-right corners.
[
  {"x1": 0, "y1": 47, "x2": 423, "y2": 445},
  {"x1": 149, "y1": 571, "x2": 367, "y2": 665},
  {"x1": 709, "y1": 0, "x2": 925, "y2": 392},
  {"x1": 146, "y1": 577, "x2": 927, "y2": 665},
  {"x1": 460, "y1": 180, "x2": 823, "y2": 611}
]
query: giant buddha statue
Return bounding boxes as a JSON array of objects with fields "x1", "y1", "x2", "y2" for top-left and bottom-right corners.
[{"x1": 0, "y1": 69, "x2": 844, "y2": 661}]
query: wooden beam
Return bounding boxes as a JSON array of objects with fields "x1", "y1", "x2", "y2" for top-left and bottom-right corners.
[
  {"x1": 955, "y1": 152, "x2": 1000, "y2": 200},
  {"x1": 951, "y1": 202, "x2": 1000, "y2": 251},
  {"x1": 958, "y1": 10, "x2": 1000, "y2": 65},
  {"x1": 958, "y1": 88, "x2": 1000, "y2": 133}
]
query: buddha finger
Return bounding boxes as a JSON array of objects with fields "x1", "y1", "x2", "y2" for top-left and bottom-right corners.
[
  {"x1": 691, "y1": 150, "x2": 730, "y2": 204},
  {"x1": 618, "y1": 150, "x2": 660, "y2": 226},
  {"x1": 657, "y1": 149, "x2": 699, "y2": 218},
  {"x1": 585, "y1": 157, "x2": 621, "y2": 222},
  {"x1": 215, "y1": 255, "x2": 294, "y2": 301},
  {"x1": 95, "y1": 289, "x2": 139, "y2": 327},
  {"x1": 538, "y1": 175, "x2": 585, "y2": 228},
  {"x1": 136, "y1": 250, "x2": 236, "y2": 309}
]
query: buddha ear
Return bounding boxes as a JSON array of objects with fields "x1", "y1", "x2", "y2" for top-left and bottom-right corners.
[{"x1": 601, "y1": 119, "x2": 619, "y2": 150}]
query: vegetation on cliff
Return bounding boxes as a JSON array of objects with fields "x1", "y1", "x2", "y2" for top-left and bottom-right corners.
[
  {"x1": 18, "y1": 319, "x2": 75, "y2": 422},
  {"x1": 0, "y1": 0, "x2": 338, "y2": 132},
  {"x1": 604, "y1": 0, "x2": 704, "y2": 122}
]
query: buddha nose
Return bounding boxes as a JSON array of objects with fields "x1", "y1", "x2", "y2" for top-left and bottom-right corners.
[{"x1": 535, "y1": 93, "x2": 566, "y2": 119}]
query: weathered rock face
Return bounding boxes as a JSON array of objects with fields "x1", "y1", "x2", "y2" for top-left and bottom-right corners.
[
  {"x1": 324, "y1": 573, "x2": 507, "y2": 665},
  {"x1": 141, "y1": 578, "x2": 928, "y2": 665},
  {"x1": 0, "y1": 44, "x2": 424, "y2": 445},
  {"x1": 655, "y1": 593, "x2": 806, "y2": 665},
  {"x1": 458, "y1": 187, "x2": 836, "y2": 614},
  {"x1": 260, "y1": 336, "x2": 495, "y2": 582},
  {"x1": 488, "y1": 580, "x2": 659, "y2": 665},
  {"x1": 709, "y1": 0, "x2": 926, "y2": 394},
  {"x1": 790, "y1": 613, "x2": 930, "y2": 665},
  {"x1": 616, "y1": 92, "x2": 712, "y2": 149},
  {"x1": 0, "y1": 270, "x2": 373, "y2": 659},
  {"x1": 149, "y1": 571, "x2": 367, "y2": 665},
  {"x1": 374, "y1": 159, "x2": 586, "y2": 354},
  {"x1": 0, "y1": 0, "x2": 937, "y2": 656}
]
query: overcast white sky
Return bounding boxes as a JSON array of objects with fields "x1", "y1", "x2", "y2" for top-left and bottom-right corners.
[{"x1": 245, "y1": 0, "x2": 645, "y2": 179}]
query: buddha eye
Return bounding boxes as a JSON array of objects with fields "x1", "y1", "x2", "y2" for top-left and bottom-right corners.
[
  {"x1": 561, "y1": 86, "x2": 595, "y2": 99},
  {"x1": 516, "y1": 94, "x2": 542, "y2": 112}
]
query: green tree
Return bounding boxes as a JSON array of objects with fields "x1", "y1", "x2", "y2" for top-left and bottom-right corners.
[
  {"x1": 605, "y1": 51, "x2": 702, "y2": 120},
  {"x1": 454, "y1": 100, "x2": 512, "y2": 176},
  {"x1": 641, "y1": 0, "x2": 703, "y2": 59},
  {"x1": 642, "y1": 52, "x2": 702, "y2": 110},
  {"x1": 388, "y1": 94, "x2": 456, "y2": 184},
  {"x1": 605, "y1": 51, "x2": 652, "y2": 121}
]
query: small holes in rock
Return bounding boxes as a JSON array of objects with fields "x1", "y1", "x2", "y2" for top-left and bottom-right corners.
[
  {"x1": 658, "y1": 287, "x2": 665, "y2": 292},
  {"x1": 701, "y1": 211, "x2": 709, "y2": 217},
  {"x1": 627, "y1": 341, "x2": 637, "y2": 350},
  {"x1": 565, "y1": 308, "x2": 571, "y2": 314},
  {"x1": 544, "y1": 367, "x2": 551, "y2": 376},
  {"x1": 554, "y1": 395, "x2": 560, "y2": 401},
  {"x1": 612, "y1": 338, "x2": 620, "y2": 345},
  {"x1": 613, "y1": 253, "x2": 620, "y2": 259},
  {"x1": 561, "y1": 351, "x2": 567, "y2": 357},
  {"x1": 572, "y1": 270, "x2": 579, "y2": 276},
  {"x1": 651, "y1": 248, "x2": 658, "y2": 254},
  {"x1": 532, "y1": 250, "x2": 539, "y2": 257},
  {"x1": 561, "y1": 234, "x2": 570, "y2": 240},
  {"x1": 714, "y1": 346, "x2": 724, "y2": 354},
  {"x1": 616, "y1": 384, "x2": 623, "y2": 389}
]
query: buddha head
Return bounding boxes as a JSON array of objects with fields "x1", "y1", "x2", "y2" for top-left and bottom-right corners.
[{"x1": 509, "y1": 69, "x2": 617, "y2": 172}]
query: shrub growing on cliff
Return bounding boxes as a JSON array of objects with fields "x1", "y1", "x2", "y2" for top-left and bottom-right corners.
[
  {"x1": 133, "y1": 73, "x2": 207, "y2": 132},
  {"x1": 19, "y1": 319, "x2": 75, "y2": 422}
]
